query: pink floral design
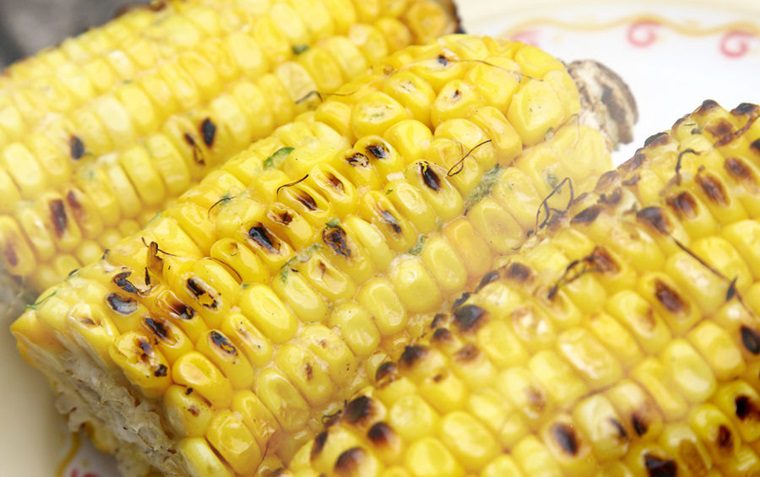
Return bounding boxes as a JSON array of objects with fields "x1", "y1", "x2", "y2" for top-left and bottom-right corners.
[
  {"x1": 626, "y1": 19, "x2": 661, "y2": 47},
  {"x1": 720, "y1": 30, "x2": 757, "y2": 58}
]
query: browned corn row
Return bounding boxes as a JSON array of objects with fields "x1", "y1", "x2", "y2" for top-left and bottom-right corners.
[
  {"x1": 281, "y1": 101, "x2": 760, "y2": 477},
  {"x1": 9, "y1": 35, "x2": 639, "y2": 476},
  {"x1": 0, "y1": 0, "x2": 458, "y2": 291}
]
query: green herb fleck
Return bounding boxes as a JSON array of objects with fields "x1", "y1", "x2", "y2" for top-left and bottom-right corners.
[
  {"x1": 546, "y1": 171, "x2": 559, "y2": 189},
  {"x1": 464, "y1": 165, "x2": 504, "y2": 210},
  {"x1": 263, "y1": 147, "x2": 294, "y2": 170},
  {"x1": 408, "y1": 234, "x2": 427, "y2": 255},
  {"x1": 292, "y1": 44, "x2": 310, "y2": 55},
  {"x1": 326, "y1": 217, "x2": 341, "y2": 228},
  {"x1": 385, "y1": 188, "x2": 394, "y2": 195}
]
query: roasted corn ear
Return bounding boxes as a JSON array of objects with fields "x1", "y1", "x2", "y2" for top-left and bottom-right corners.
[
  {"x1": 282, "y1": 101, "x2": 760, "y2": 477},
  {"x1": 0, "y1": 0, "x2": 460, "y2": 292},
  {"x1": 11, "y1": 35, "x2": 637, "y2": 476}
]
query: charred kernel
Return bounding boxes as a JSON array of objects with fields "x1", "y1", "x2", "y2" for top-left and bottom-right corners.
[
  {"x1": 588, "y1": 247, "x2": 619, "y2": 273},
  {"x1": 188, "y1": 406, "x2": 200, "y2": 417},
  {"x1": 276, "y1": 211, "x2": 293, "y2": 225},
  {"x1": 454, "y1": 343, "x2": 479, "y2": 362},
  {"x1": 506, "y1": 262, "x2": 532, "y2": 282},
  {"x1": 551, "y1": 423, "x2": 580, "y2": 455},
  {"x1": 571, "y1": 205, "x2": 602, "y2": 224},
  {"x1": 49, "y1": 199, "x2": 68, "y2": 237},
  {"x1": 432, "y1": 327, "x2": 453, "y2": 343},
  {"x1": 344, "y1": 396, "x2": 375, "y2": 426},
  {"x1": 304, "y1": 363, "x2": 313, "y2": 380},
  {"x1": 107, "y1": 293, "x2": 138, "y2": 315},
  {"x1": 65, "y1": 190, "x2": 85, "y2": 222},
  {"x1": 200, "y1": 118, "x2": 217, "y2": 148},
  {"x1": 375, "y1": 362, "x2": 398, "y2": 384},
  {"x1": 366, "y1": 143, "x2": 389, "y2": 160},
  {"x1": 622, "y1": 174, "x2": 641, "y2": 187},
  {"x1": 69, "y1": 135, "x2": 85, "y2": 160},
  {"x1": 622, "y1": 151, "x2": 646, "y2": 172},
  {"x1": 452, "y1": 292, "x2": 470, "y2": 309},
  {"x1": 419, "y1": 163, "x2": 441, "y2": 191},
  {"x1": 599, "y1": 187, "x2": 623, "y2": 205},
  {"x1": 631, "y1": 413, "x2": 649, "y2": 437},
  {"x1": 296, "y1": 191, "x2": 318, "y2": 211},
  {"x1": 752, "y1": 139, "x2": 760, "y2": 153},
  {"x1": 347, "y1": 152, "x2": 370, "y2": 167},
  {"x1": 696, "y1": 174, "x2": 728, "y2": 205},
  {"x1": 477, "y1": 270, "x2": 501, "y2": 290},
  {"x1": 138, "y1": 338, "x2": 153, "y2": 357},
  {"x1": 323, "y1": 226, "x2": 351, "y2": 257},
  {"x1": 654, "y1": 279, "x2": 687, "y2": 314},
  {"x1": 248, "y1": 223, "x2": 279, "y2": 252},
  {"x1": 595, "y1": 170, "x2": 620, "y2": 191},
  {"x1": 210, "y1": 331, "x2": 237, "y2": 355},
  {"x1": 311, "y1": 431, "x2": 329, "y2": 461},
  {"x1": 154, "y1": 364, "x2": 168, "y2": 377},
  {"x1": 367, "y1": 422, "x2": 395, "y2": 446},
  {"x1": 325, "y1": 173, "x2": 344, "y2": 191},
  {"x1": 697, "y1": 99, "x2": 720, "y2": 114},
  {"x1": 735, "y1": 395, "x2": 758, "y2": 420},
  {"x1": 113, "y1": 271, "x2": 139, "y2": 294},
  {"x1": 643, "y1": 453, "x2": 677, "y2": 477},
  {"x1": 436, "y1": 53, "x2": 450, "y2": 66},
  {"x1": 731, "y1": 103, "x2": 759, "y2": 115},
  {"x1": 145, "y1": 318, "x2": 169, "y2": 340},
  {"x1": 644, "y1": 132, "x2": 670, "y2": 148},
  {"x1": 609, "y1": 418, "x2": 628, "y2": 440},
  {"x1": 430, "y1": 313, "x2": 447, "y2": 329},
  {"x1": 706, "y1": 119, "x2": 734, "y2": 140},
  {"x1": 379, "y1": 210, "x2": 402, "y2": 234},
  {"x1": 168, "y1": 301, "x2": 194, "y2": 320},
  {"x1": 741, "y1": 326, "x2": 760, "y2": 355},
  {"x1": 636, "y1": 207, "x2": 670, "y2": 234},
  {"x1": 666, "y1": 192, "x2": 698, "y2": 218},
  {"x1": 334, "y1": 447, "x2": 365, "y2": 476},
  {"x1": 183, "y1": 133, "x2": 205, "y2": 165},
  {"x1": 453, "y1": 304, "x2": 486, "y2": 332},
  {"x1": 400, "y1": 345, "x2": 428, "y2": 367},
  {"x1": 717, "y1": 425, "x2": 734, "y2": 451},
  {"x1": 725, "y1": 157, "x2": 754, "y2": 181}
]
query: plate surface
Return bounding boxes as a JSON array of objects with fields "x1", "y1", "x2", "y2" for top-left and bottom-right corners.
[{"x1": 1, "y1": 1, "x2": 758, "y2": 476}]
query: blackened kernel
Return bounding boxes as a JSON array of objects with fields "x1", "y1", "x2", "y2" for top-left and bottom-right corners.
[
  {"x1": 476, "y1": 270, "x2": 500, "y2": 290},
  {"x1": 296, "y1": 191, "x2": 318, "y2": 211},
  {"x1": 644, "y1": 132, "x2": 670, "y2": 147},
  {"x1": 735, "y1": 395, "x2": 755, "y2": 420},
  {"x1": 621, "y1": 151, "x2": 646, "y2": 172},
  {"x1": 367, "y1": 422, "x2": 395, "y2": 447},
  {"x1": 334, "y1": 447, "x2": 365, "y2": 476},
  {"x1": 644, "y1": 453, "x2": 677, "y2": 477},
  {"x1": 696, "y1": 174, "x2": 728, "y2": 205},
  {"x1": 400, "y1": 345, "x2": 428, "y2": 367},
  {"x1": 571, "y1": 205, "x2": 602, "y2": 224},
  {"x1": 375, "y1": 362, "x2": 397, "y2": 384},
  {"x1": 609, "y1": 418, "x2": 628, "y2": 440},
  {"x1": 366, "y1": 143, "x2": 388, "y2": 160},
  {"x1": 595, "y1": 170, "x2": 620, "y2": 191},
  {"x1": 49, "y1": 199, "x2": 68, "y2": 238},
  {"x1": 725, "y1": 157, "x2": 754, "y2": 181},
  {"x1": 666, "y1": 192, "x2": 698, "y2": 218},
  {"x1": 654, "y1": 279, "x2": 687, "y2": 314},
  {"x1": 432, "y1": 327, "x2": 453, "y2": 343},
  {"x1": 346, "y1": 152, "x2": 370, "y2": 167},
  {"x1": 200, "y1": 118, "x2": 217, "y2": 147},
  {"x1": 168, "y1": 301, "x2": 194, "y2": 320},
  {"x1": 632, "y1": 413, "x2": 649, "y2": 437},
  {"x1": 741, "y1": 326, "x2": 760, "y2": 354},
  {"x1": 706, "y1": 119, "x2": 734, "y2": 140},
  {"x1": 588, "y1": 247, "x2": 619, "y2": 274},
  {"x1": 145, "y1": 318, "x2": 169, "y2": 340},
  {"x1": 717, "y1": 425, "x2": 734, "y2": 451},
  {"x1": 636, "y1": 207, "x2": 670, "y2": 234},
  {"x1": 248, "y1": 223, "x2": 279, "y2": 253},
  {"x1": 210, "y1": 331, "x2": 237, "y2": 355},
  {"x1": 113, "y1": 271, "x2": 139, "y2": 294},
  {"x1": 752, "y1": 139, "x2": 760, "y2": 153},
  {"x1": 69, "y1": 135, "x2": 85, "y2": 160},
  {"x1": 506, "y1": 262, "x2": 532, "y2": 282},
  {"x1": 436, "y1": 54, "x2": 450, "y2": 66},
  {"x1": 311, "y1": 431, "x2": 328, "y2": 460},
  {"x1": 420, "y1": 163, "x2": 441, "y2": 191},
  {"x1": 452, "y1": 292, "x2": 470, "y2": 309},
  {"x1": 344, "y1": 396, "x2": 374, "y2": 426},
  {"x1": 107, "y1": 293, "x2": 138, "y2": 315},
  {"x1": 453, "y1": 304, "x2": 486, "y2": 332},
  {"x1": 551, "y1": 423, "x2": 580, "y2": 455},
  {"x1": 430, "y1": 313, "x2": 447, "y2": 329},
  {"x1": 697, "y1": 99, "x2": 720, "y2": 114},
  {"x1": 599, "y1": 187, "x2": 623, "y2": 206},
  {"x1": 454, "y1": 343, "x2": 479, "y2": 362},
  {"x1": 66, "y1": 190, "x2": 85, "y2": 222},
  {"x1": 732, "y1": 103, "x2": 758, "y2": 116},
  {"x1": 323, "y1": 226, "x2": 351, "y2": 258},
  {"x1": 154, "y1": 364, "x2": 168, "y2": 377},
  {"x1": 379, "y1": 210, "x2": 402, "y2": 234}
]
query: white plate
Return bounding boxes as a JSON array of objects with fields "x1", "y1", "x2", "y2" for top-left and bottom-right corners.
[{"x1": 1, "y1": 1, "x2": 759, "y2": 476}]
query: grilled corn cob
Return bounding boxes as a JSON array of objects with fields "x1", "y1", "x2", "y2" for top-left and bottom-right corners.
[
  {"x1": 11, "y1": 36, "x2": 637, "y2": 477},
  {"x1": 281, "y1": 101, "x2": 760, "y2": 477},
  {"x1": 0, "y1": 0, "x2": 459, "y2": 293}
]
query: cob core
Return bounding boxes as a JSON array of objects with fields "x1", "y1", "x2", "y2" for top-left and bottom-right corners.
[
  {"x1": 0, "y1": 0, "x2": 459, "y2": 292},
  {"x1": 281, "y1": 101, "x2": 760, "y2": 477},
  {"x1": 11, "y1": 35, "x2": 637, "y2": 476}
]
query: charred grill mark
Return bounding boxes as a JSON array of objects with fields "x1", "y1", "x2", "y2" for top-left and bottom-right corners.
[
  {"x1": 419, "y1": 162, "x2": 441, "y2": 191},
  {"x1": 725, "y1": 157, "x2": 754, "y2": 182},
  {"x1": 453, "y1": 304, "x2": 486, "y2": 332},
  {"x1": 296, "y1": 191, "x2": 318, "y2": 211},
  {"x1": 210, "y1": 331, "x2": 237, "y2": 355},
  {"x1": 366, "y1": 143, "x2": 389, "y2": 160},
  {"x1": 346, "y1": 152, "x2": 370, "y2": 167},
  {"x1": 430, "y1": 313, "x2": 447, "y2": 329},
  {"x1": 454, "y1": 343, "x2": 479, "y2": 362},
  {"x1": 706, "y1": 119, "x2": 734, "y2": 141},
  {"x1": 599, "y1": 187, "x2": 623, "y2": 206},
  {"x1": 632, "y1": 413, "x2": 649, "y2": 437},
  {"x1": 741, "y1": 326, "x2": 760, "y2": 355},
  {"x1": 636, "y1": 206, "x2": 670, "y2": 234},
  {"x1": 595, "y1": 170, "x2": 619, "y2": 191},
  {"x1": 588, "y1": 247, "x2": 619, "y2": 274},
  {"x1": 323, "y1": 226, "x2": 351, "y2": 258},
  {"x1": 452, "y1": 292, "x2": 470, "y2": 309},
  {"x1": 432, "y1": 327, "x2": 453, "y2": 343},
  {"x1": 696, "y1": 173, "x2": 728, "y2": 205},
  {"x1": 717, "y1": 425, "x2": 734, "y2": 452},
  {"x1": 49, "y1": 199, "x2": 68, "y2": 237},
  {"x1": 551, "y1": 423, "x2": 580, "y2": 455},
  {"x1": 325, "y1": 173, "x2": 344, "y2": 191},
  {"x1": 248, "y1": 223, "x2": 279, "y2": 253},
  {"x1": 697, "y1": 99, "x2": 719, "y2": 114},
  {"x1": 609, "y1": 418, "x2": 628, "y2": 440},
  {"x1": 183, "y1": 133, "x2": 205, "y2": 165},
  {"x1": 379, "y1": 210, "x2": 402, "y2": 234},
  {"x1": 654, "y1": 280, "x2": 687, "y2": 314},
  {"x1": 476, "y1": 270, "x2": 500, "y2": 290},
  {"x1": 666, "y1": 192, "x2": 698, "y2": 219},
  {"x1": 200, "y1": 118, "x2": 217, "y2": 147},
  {"x1": 644, "y1": 453, "x2": 677, "y2": 477},
  {"x1": 187, "y1": 278, "x2": 218, "y2": 309},
  {"x1": 344, "y1": 396, "x2": 374, "y2": 426},
  {"x1": 107, "y1": 293, "x2": 138, "y2": 315},
  {"x1": 644, "y1": 132, "x2": 670, "y2": 148},
  {"x1": 154, "y1": 364, "x2": 168, "y2": 377},
  {"x1": 311, "y1": 431, "x2": 328, "y2": 460},
  {"x1": 113, "y1": 271, "x2": 139, "y2": 294},
  {"x1": 367, "y1": 422, "x2": 394, "y2": 447},
  {"x1": 334, "y1": 447, "x2": 365, "y2": 476},
  {"x1": 571, "y1": 204, "x2": 602, "y2": 224},
  {"x1": 375, "y1": 362, "x2": 398, "y2": 384},
  {"x1": 69, "y1": 135, "x2": 85, "y2": 160},
  {"x1": 145, "y1": 318, "x2": 169, "y2": 340},
  {"x1": 732, "y1": 103, "x2": 759, "y2": 116},
  {"x1": 400, "y1": 345, "x2": 428, "y2": 367},
  {"x1": 168, "y1": 300, "x2": 194, "y2": 320},
  {"x1": 506, "y1": 262, "x2": 533, "y2": 282}
]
